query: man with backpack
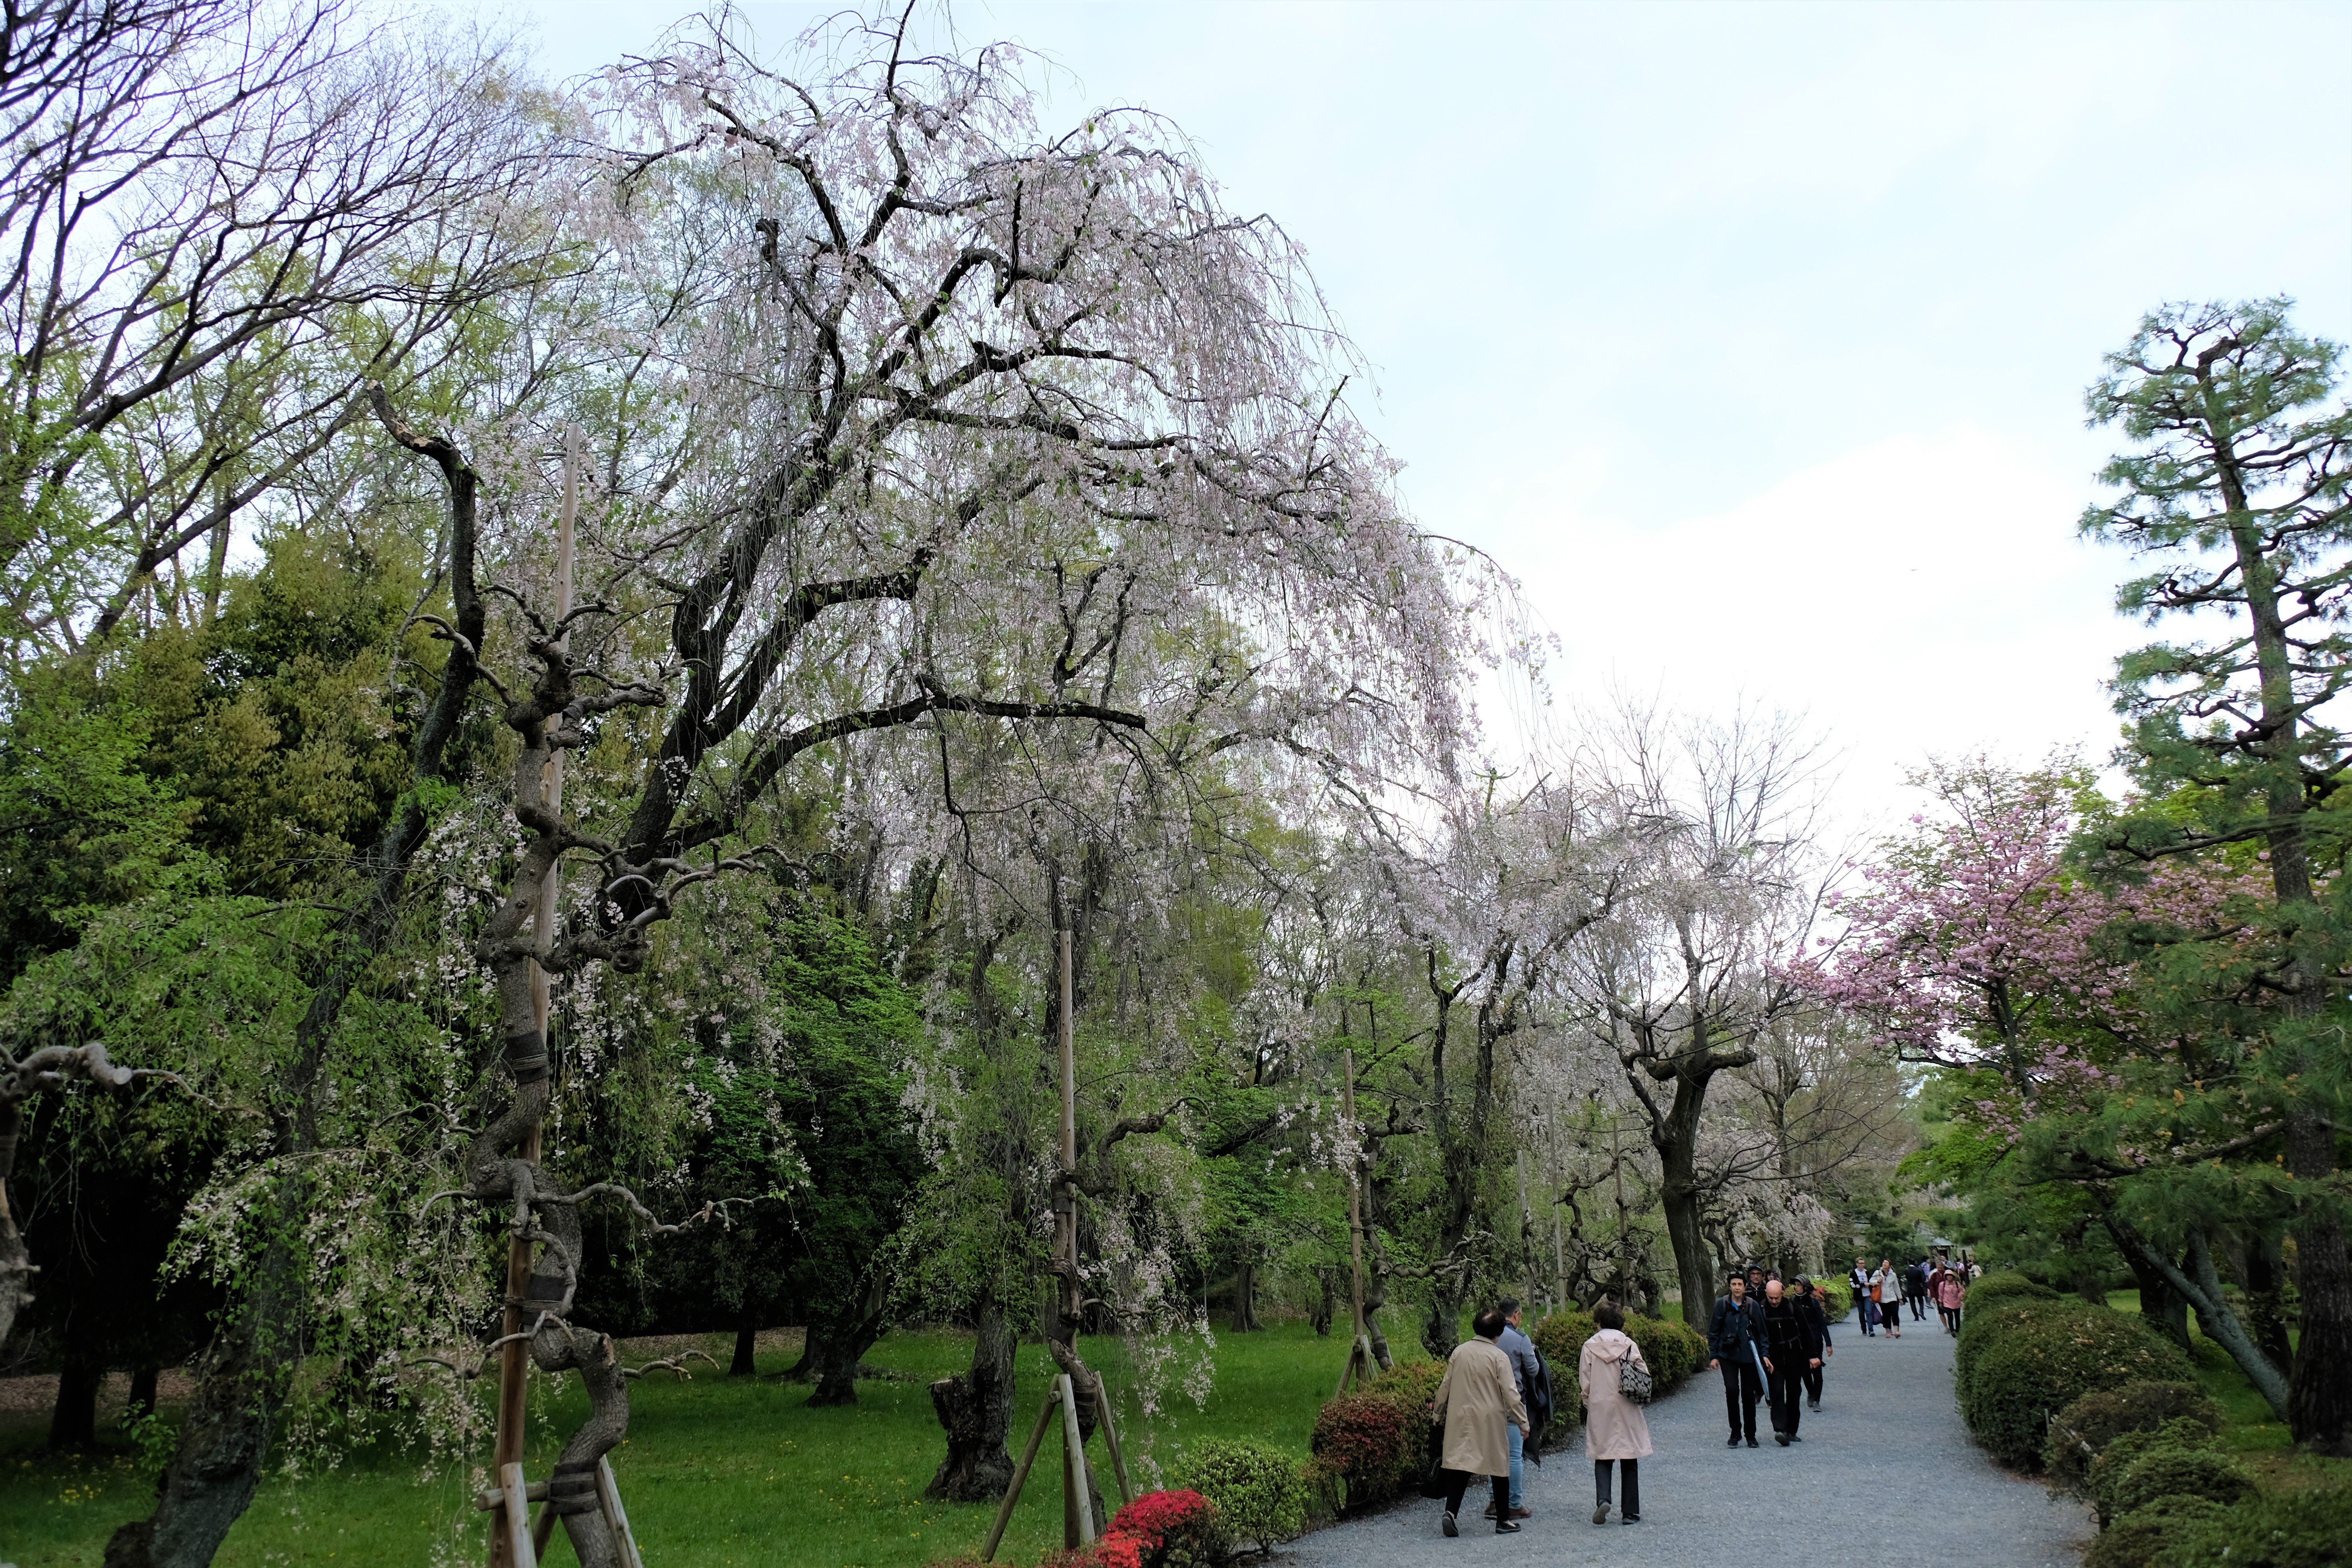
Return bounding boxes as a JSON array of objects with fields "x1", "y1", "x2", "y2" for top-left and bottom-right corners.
[
  {"x1": 1706, "y1": 1269, "x2": 1766, "y2": 1448},
  {"x1": 1493, "y1": 1298, "x2": 1546, "y2": 1521}
]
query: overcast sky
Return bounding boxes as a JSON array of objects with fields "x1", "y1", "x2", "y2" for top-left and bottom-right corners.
[{"x1": 509, "y1": 0, "x2": 2352, "y2": 826}]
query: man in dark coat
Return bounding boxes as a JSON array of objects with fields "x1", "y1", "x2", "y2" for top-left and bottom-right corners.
[
  {"x1": 1904, "y1": 1259, "x2": 1929, "y2": 1321},
  {"x1": 1706, "y1": 1270, "x2": 1766, "y2": 1447},
  {"x1": 1791, "y1": 1279, "x2": 1834, "y2": 1410},
  {"x1": 1760, "y1": 1279, "x2": 1823, "y2": 1445}
]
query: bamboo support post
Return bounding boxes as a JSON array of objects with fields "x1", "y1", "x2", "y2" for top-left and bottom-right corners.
[
  {"x1": 1060, "y1": 1371, "x2": 1097, "y2": 1545},
  {"x1": 1091, "y1": 1374, "x2": 1133, "y2": 1510},
  {"x1": 981, "y1": 1388, "x2": 1062, "y2": 1562},
  {"x1": 497, "y1": 1463, "x2": 537, "y2": 1568},
  {"x1": 597, "y1": 1457, "x2": 645, "y2": 1568}
]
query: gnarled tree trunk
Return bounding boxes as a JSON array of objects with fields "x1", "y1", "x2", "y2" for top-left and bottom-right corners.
[{"x1": 926, "y1": 1295, "x2": 1016, "y2": 1501}]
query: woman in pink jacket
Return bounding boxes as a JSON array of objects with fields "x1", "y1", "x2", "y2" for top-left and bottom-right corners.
[
  {"x1": 1935, "y1": 1265, "x2": 1966, "y2": 1334},
  {"x1": 1577, "y1": 1300, "x2": 1652, "y2": 1526}
]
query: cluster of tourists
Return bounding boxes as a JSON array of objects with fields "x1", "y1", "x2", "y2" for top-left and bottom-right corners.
[
  {"x1": 1428, "y1": 1295, "x2": 1651, "y2": 1534},
  {"x1": 1844, "y1": 1254, "x2": 1974, "y2": 1338},
  {"x1": 1426, "y1": 1254, "x2": 1980, "y2": 1535}
]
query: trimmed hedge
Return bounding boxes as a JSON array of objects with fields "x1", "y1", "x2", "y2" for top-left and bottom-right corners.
[
  {"x1": 1968, "y1": 1270, "x2": 2060, "y2": 1307},
  {"x1": 2107, "y1": 1448, "x2": 2256, "y2": 1522},
  {"x1": 1171, "y1": 1437, "x2": 1312, "y2": 1553},
  {"x1": 1531, "y1": 1310, "x2": 1705, "y2": 1395},
  {"x1": 1308, "y1": 1393, "x2": 1410, "y2": 1515},
  {"x1": 2047, "y1": 1381, "x2": 2224, "y2": 1493},
  {"x1": 2149, "y1": 1485, "x2": 2352, "y2": 1568},
  {"x1": 2085, "y1": 1495, "x2": 2229, "y2": 1568},
  {"x1": 1956, "y1": 1300, "x2": 2195, "y2": 1470},
  {"x1": 1625, "y1": 1314, "x2": 1708, "y2": 1390},
  {"x1": 2090, "y1": 1418, "x2": 2223, "y2": 1524},
  {"x1": 1530, "y1": 1310, "x2": 1596, "y2": 1366}
]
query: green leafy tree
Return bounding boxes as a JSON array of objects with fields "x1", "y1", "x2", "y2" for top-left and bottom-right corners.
[{"x1": 2080, "y1": 297, "x2": 2352, "y2": 1454}]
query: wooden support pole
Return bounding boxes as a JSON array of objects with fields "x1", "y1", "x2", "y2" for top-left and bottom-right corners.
[
  {"x1": 1340, "y1": 1047, "x2": 1369, "y2": 1390},
  {"x1": 493, "y1": 426, "x2": 578, "y2": 1567},
  {"x1": 1517, "y1": 1147, "x2": 1534, "y2": 1306},
  {"x1": 1058, "y1": 929, "x2": 1078, "y2": 1332},
  {"x1": 1092, "y1": 1375, "x2": 1134, "y2": 1510},
  {"x1": 596, "y1": 1457, "x2": 645, "y2": 1568},
  {"x1": 498, "y1": 1463, "x2": 537, "y2": 1568},
  {"x1": 1060, "y1": 1371, "x2": 1097, "y2": 1546},
  {"x1": 981, "y1": 1390, "x2": 1062, "y2": 1562}
]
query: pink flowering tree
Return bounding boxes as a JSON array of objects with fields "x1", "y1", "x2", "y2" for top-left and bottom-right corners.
[{"x1": 1790, "y1": 756, "x2": 2295, "y2": 1416}]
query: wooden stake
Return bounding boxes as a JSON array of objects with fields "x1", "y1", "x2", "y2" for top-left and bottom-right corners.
[
  {"x1": 981, "y1": 1388, "x2": 1061, "y2": 1562},
  {"x1": 596, "y1": 1456, "x2": 645, "y2": 1568},
  {"x1": 1060, "y1": 1371, "x2": 1097, "y2": 1545},
  {"x1": 1091, "y1": 1375, "x2": 1133, "y2": 1509},
  {"x1": 498, "y1": 1463, "x2": 537, "y2": 1568}
]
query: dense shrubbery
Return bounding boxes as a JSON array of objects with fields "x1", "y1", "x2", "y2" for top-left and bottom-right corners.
[
  {"x1": 2090, "y1": 1419, "x2": 2228, "y2": 1524},
  {"x1": 2149, "y1": 1486, "x2": 2352, "y2": 1568},
  {"x1": 1808, "y1": 1277, "x2": 1853, "y2": 1321},
  {"x1": 1967, "y1": 1271, "x2": 2059, "y2": 1308},
  {"x1": 1308, "y1": 1393, "x2": 1412, "y2": 1514},
  {"x1": 2105, "y1": 1448, "x2": 2256, "y2": 1522},
  {"x1": 1530, "y1": 1310, "x2": 1596, "y2": 1365},
  {"x1": 1624, "y1": 1315, "x2": 1707, "y2": 1390},
  {"x1": 1955, "y1": 1299, "x2": 2193, "y2": 1469},
  {"x1": 2084, "y1": 1496, "x2": 2229, "y2": 1568},
  {"x1": 1530, "y1": 1310, "x2": 1704, "y2": 1396},
  {"x1": 1172, "y1": 1438, "x2": 1313, "y2": 1553},
  {"x1": 2047, "y1": 1383, "x2": 2223, "y2": 1494}
]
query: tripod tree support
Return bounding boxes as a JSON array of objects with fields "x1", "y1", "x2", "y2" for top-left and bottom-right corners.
[
  {"x1": 980, "y1": 1373, "x2": 1106, "y2": 1561},
  {"x1": 477, "y1": 1456, "x2": 643, "y2": 1568}
]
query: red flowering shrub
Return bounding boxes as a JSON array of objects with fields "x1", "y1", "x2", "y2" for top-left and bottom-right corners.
[
  {"x1": 1310, "y1": 1392, "x2": 1411, "y2": 1512},
  {"x1": 1104, "y1": 1489, "x2": 1225, "y2": 1566}
]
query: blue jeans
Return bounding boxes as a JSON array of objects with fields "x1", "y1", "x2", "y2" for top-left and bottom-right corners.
[{"x1": 1506, "y1": 1420, "x2": 1524, "y2": 1509}]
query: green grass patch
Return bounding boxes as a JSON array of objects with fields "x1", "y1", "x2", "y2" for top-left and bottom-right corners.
[{"x1": 0, "y1": 1319, "x2": 1422, "y2": 1567}]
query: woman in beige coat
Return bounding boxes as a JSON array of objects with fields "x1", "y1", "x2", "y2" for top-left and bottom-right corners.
[
  {"x1": 1431, "y1": 1308, "x2": 1530, "y2": 1537},
  {"x1": 1577, "y1": 1300, "x2": 1652, "y2": 1526}
]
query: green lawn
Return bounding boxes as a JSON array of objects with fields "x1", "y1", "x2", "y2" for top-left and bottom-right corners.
[{"x1": 0, "y1": 1319, "x2": 1414, "y2": 1568}]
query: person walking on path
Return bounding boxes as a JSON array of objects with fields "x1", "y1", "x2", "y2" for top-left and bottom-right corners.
[
  {"x1": 1707, "y1": 1269, "x2": 1766, "y2": 1447},
  {"x1": 1578, "y1": 1299, "x2": 1652, "y2": 1525},
  {"x1": 1432, "y1": 1307, "x2": 1530, "y2": 1537},
  {"x1": 1760, "y1": 1279, "x2": 1822, "y2": 1445},
  {"x1": 1793, "y1": 1278, "x2": 1833, "y2": 1411},
  {"x1": 1494, "y1": 1298, "x2": 1540, "y2": 1521},
  {"x1": 1870, "y1": 1259, "x2": 1904, "y2": 1338},
  {"x1": 1935, "y1": 1263, "x2": 1966, "y2": 1335},
  {"x1": 1904, "y1": 1259, "x2": 1929, "y2": 1321},
  {"x1": 1848, "y1": 1257, "x2": 1875, "y2": 1337}
]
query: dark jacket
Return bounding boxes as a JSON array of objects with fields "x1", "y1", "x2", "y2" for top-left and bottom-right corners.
[
  {"x1": 1795, "y1": 1294, "x2": 1831, "y2": 1348},
  {"x1": 1762, "y1": 1298, "x2": 1822, "y2": 1367},
  {"x1": 1904, "y1": 1263, "x2": 1929, "y2": 1297},
  {"x1": 1708, "y1": 1294, "x2": 1765, "y2": 1362}
]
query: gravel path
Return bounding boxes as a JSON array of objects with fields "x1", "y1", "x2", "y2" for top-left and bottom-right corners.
[{"x1": 1280, "y1": 1310, "x2": 2091, "y2": 1567}]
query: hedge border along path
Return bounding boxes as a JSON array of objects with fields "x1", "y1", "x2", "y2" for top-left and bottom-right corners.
[{"x1": 1279, "y1": 1309, "x2": 2092, "y2": 1568}]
